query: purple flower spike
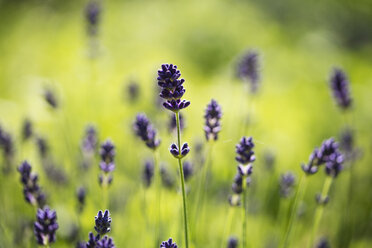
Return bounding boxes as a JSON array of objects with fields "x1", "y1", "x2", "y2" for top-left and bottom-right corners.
[
  {"x1": 133, "y1": 113, "x2": 161, "y2": 150},
  {"x1": 85, "y1": 0, "x2": 101, "y2": 36},
  {"x1": 302, "y1": 138, "x2": 344, "y2": 177},
  {"x1": 94, "y1": 210, "x2": 111, "y2": 236},
  {"x1": 160, "y1": 238, "x2": 178, "y2": 248},
  {"x1": 157, "y1": 64, "x2": 190, "y2": 113},
  {"x1": 330, "y1": 68, "x2": 352, "y2": 110},
  {"x1": 34, "y1": 207, "x2": 59, "y2": 246},
  {"x1": 86, "y1": 232, "x2": 100, "y2": 248},
  {"x1": 227, "y1": 236, "x2": 239, "y2": 248},
  {"x1": 99, "y1": 139, "x2": 115, "y2": 186},
  {"x1": 235, "y1": 137, "x2": 255, "y2": 165},
  {"x1": 142, "y1": 160, "x2": 154, "y2": 188},
  {"x1": 204, "y1": 99, "x2": 222, "y2": 141},
  {"x1": 96, "y1": 236, "x2": 115, "y2": 248},
  {"x1": 237, "y1": 50, "x2": 260, "y2": 93},
  {"x1": 18, "y1": 161, "x2": 46, "y2": 208},
  {"x1": 280, "y1": 172, "x2": 296, "y2": 198}
]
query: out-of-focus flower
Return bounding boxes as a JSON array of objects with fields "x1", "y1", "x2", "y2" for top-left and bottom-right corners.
[
  {"x1": 204, "y1": 99, "x2": 222, "y2": 141},
  {"x1": 142, "y1": 160, "x2": 154, "y2": 188},
  {"x1": 133, "y1": 113, "x2": 160, "y2": 150},
  {"x1": 237, "y1": 50, "x2": 260, "y2": 93},
  {"x1": 329, "y1": 68, "x2": 352, "y2": 110},
  {"x1": 34, "y1": 207, "x2": 58, "y2": 246},
  {"x1": 280, "y1": 172, "x2": 296, "y2": 198},
  {"x1": 227, "y1": 236, "x2": 238, "y2": 248}
]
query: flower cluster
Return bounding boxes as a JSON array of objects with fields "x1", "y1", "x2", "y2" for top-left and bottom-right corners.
[
  {"x1": 18, "y1": 161, "x2": 46, "y2": 208},
  {"x1": 77, "y1": 186, "x2": 86, "y2": 212},
  {"x1": 301, "y1": 138, "x2": 344, "y2": 177},
  {"x1": 204, "y1": 99, "x2": 222, "y2": 141},
  {"x1": 142, "y1": 159, "x2": 154, "y2": 188},
  {"x1": 229, "y1": 137, "x2": 256, "y2": 206},
  {"x1": 22, "y1": 119, "x2": 33, "y2": 141},
  {"x1": 99, "y1": 140, "x2": 116, "y2": 186},
  {"x1": 44, "y1": 88, "x2": 58, "y2": 108},
  {"x1": 133, "y1": 113, "x2": 160, "y2": 150},
  {"x1": 329, "y1": 68, "x2": 352, "y2": 110},
  {"x1": 160, "y1": 238, "x2": 178, "y2": 248},
  {"x1": 80, "y1": 210, "x2": 115, "y2": 248},
  {"x1": 279, "y1": 172, "x2": 296, "y2": 198},
  {"x1": 227, "y1": 236, "x2": 238, "y2": 248},
  {"x1": 127, "y1": 81, "x2": 140, "y2": 103},
  {"x1": 237, "y1": 50, "x2": 260, "y2": 93},
  {"x1": 85, "y1": 0, "x2": 101, "y2": 36},
  {"x1": 157, "y1": 64, "x2": 190, "y2": 112},
  {"x1": 34, "y1": 207, "x2": 59, "y2": 246},
  {"x1": 95, "y1": 210, "x2": 112, "y2": 235},
  {"x1": 82, "y1": 125, "x2": 98, "y2": 155},
  {"x1": 0, "y1": 126, "x2": 14, "y2": 171}
]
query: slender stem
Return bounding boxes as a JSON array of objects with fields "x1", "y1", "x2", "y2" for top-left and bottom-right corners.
[
  {"x1": 282, "y1": 174, "x2": 308, "y2": 248},
  {"x1": 154, "y1": 150, "x2": 161, "y2": 247},
  {"x1": 308, "y1": 176, "x2": 333, "y2": 248},
  {"x1": 242, "y1": 176, "x2": 248, "y2": 248},
  {"x1": 220, "y1": 207, "x2": 235, "y2": 248},
  {"x1": 175, "y1": 112, "x2": 190, "y2": 248},
  {"x1": 192, "y1": 141, "x2": 214, "y2": 240},
  {"x1": 102, "y1": 182, "x2": 108, "y2": 209}
]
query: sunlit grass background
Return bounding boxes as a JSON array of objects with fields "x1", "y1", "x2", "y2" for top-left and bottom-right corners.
[{"x1": 1, "y1": 0, "x2": 372, "y2": 247}]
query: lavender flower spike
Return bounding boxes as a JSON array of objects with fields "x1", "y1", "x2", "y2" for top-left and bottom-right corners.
[
  {"x1": 330, "y1": 68, "x2": 352, "y2": 110},
  {"x1": 280, "y1": 172, "x2": 296, "y2": 198},
  {"x1": 204, "y1": 99, "x2": 222, "y2": 141},
  {"x1": 235, "y1": 136, "x2": 255, "y2": 165},
  {"x1": 96, "y1": 236, "x2": 115, "y2": 248},
  {"x1": 94, "y1": 210, "x2": 111, "y2": 236},
  {"x1": 157, "y1": 64, "x2": 190, "y2": 112},
  {"x1": 99, "y1": 139, "x2": 115, "y2": 186},
  {"x1": 133, "y1": 113, "x2": 160, "y2": 150},
  {"x1": 34, "y1": 207, "x2": 59, "y2": 246},
  {"x1": 142, "y1": 160, "x2": 154, "y2": 188},
  {"x1": 18, "y1": 161, "x2": 46, "y2": 208},
  {"x1": 227, "y1": 236, "x2": 239, "y2": 248},
  {"x1": 237, "y1": 50, "x2": 260, "y2": 93},
  {"x1": 160, "y1": 238, "x2": 178, "y2": 248},
  {"x1": 85, "y1": 0, "x2": 101, "y2": 36}
]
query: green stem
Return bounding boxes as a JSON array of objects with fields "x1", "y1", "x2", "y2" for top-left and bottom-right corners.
[
  {"x1": 220, "y1": 207, "x2": 235, "y2": 248},
  {"x1": 175, "y1": 112, "x2": 189, "y2": 248},
  {"x1": 154, "y1": 150, "x2": 161, "y2": 247},
  {"x1": 192, "y1": 141, "x2": 214, "y2": 240},
  {"x1": 308, "y1": 176, "x2": 333, "y2": 248},
  {"x1": 242, "y1": 176, "x2": 248, "y2": 248},
  {"x1": 282, "y1": 174, "x2": 308, "y2": 248}
]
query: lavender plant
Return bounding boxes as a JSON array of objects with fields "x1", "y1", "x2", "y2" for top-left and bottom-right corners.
[
  {"x1": 160, "y1": 238, "x2": 178, "y2": 248},
  {"x1": 234, "y1": 136, "x2": 255, "y2": 248},
  {"x1": 34, "y1": 207, "x2": 59, "y2": 247},
  {"x1": 80, "y1": 210, "x2": 115, "y2": 248},
  {"x1": 99, "y1": 140, "x2": 115, "y2": 208},
  {"x1": 237, "y1": 50, "x2": 260, "y2": 93},
  {"x1": 329, "y1": 68, "x2": 352, "y2": 111},
  {"x1": 18, "y1": 161, "x2": 46, "y2": 208},
  {"x1": 81, "y1": 125, "x2": 98, "y2": 169},
  {"x1": 0, "y1": 126, "x2": 14, "y2": 173},
  {"x1": 157, "y1": 63, "x2": 190, "y2": 248}
]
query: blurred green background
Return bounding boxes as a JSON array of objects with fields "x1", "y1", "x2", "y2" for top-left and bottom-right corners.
[{"x1": 0, "y1": 0, "x2": 372, "y2": 247}]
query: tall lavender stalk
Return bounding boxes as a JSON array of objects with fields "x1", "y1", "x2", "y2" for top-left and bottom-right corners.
[
  {"x1": 133, "y1": 113, "x2": 161, "y2": 245},
  {"x1": 308, "y1": 139, "x2": 344, "y2": 248},
  {"x1": 98, "y1": 140, "x2": 115, "y2": 208},
  {"x1": 193, "y1": 99, "x2": 222, "y2": 239},
  {"x1": 235, "y1": 136, "x2": 255, "y2": 248},
  {"x1": 282, "y1": 138, "x2": 342, "y2": 248},
  {"x1": 157, "y1": 64, "x2": 190, "y2": 248}
]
